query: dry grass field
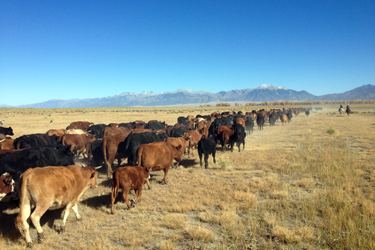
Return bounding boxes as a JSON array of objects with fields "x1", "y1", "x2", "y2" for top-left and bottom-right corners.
[{"x1": 1, "y1": 104, "x2": 375, "y2": 249}]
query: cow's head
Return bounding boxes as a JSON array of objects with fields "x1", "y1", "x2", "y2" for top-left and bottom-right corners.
[{"x1": 0, "y1": 173, "x2": 17, "y2": 202}]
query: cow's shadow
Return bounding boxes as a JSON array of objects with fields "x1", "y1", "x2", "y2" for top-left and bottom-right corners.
[
  {"x1": 177, "y1": 159, "x2": 197, "y2": 168},
  {"x1": 81, "y1": 194, "x2": 111, "y2": 209},
  {"x1": 0, "y1": 205, "x2": 65, "y2": 241}
]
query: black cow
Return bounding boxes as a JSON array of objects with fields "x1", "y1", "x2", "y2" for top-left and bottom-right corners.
[
  {"x1": 208, "y1": 117, "x2": 232, "y2": 137},
  {"x1": 88, "y1": 124, "x2": 108, "y2": 139},
  {"x1": 0, "y1": 127, "x2": 14, "y2": 136},
  {"x1": 118, "y1": 132, "x2": 161, "y2": 166},
  {"x1": 146, "y1": 121, "x2": 166, "y2": 130},
  {"x1": 88, "y1": 139, "x2": 104, "y2": 167},
  {"x1": 198, "y1": 137, "x2": 216, "y2": 169},
  {"x1": 13, "y1": 134, "x2": 59, "y2": 149},
  {"x1": 245, "y1": 116, "x2": 254, "y2": 135},
  {"x1": 305, "y1": 110, "x2": 310, "y2": 117},
  {"x1": 170, "y1": 126, "x2": 188, "y2": 138},
  {"x1": 256, "y1": 114, "x2": 265, "y2": 130},
  {"x1": 269, "y1": 113, "x2": 277, "y2": 127},
  {"x1": 0, "y1": 144, "x2": 74, "y2": 182},
  {"x1": 229, "y1": 124, "x2": 246, "y2": 152},
  {"x1": 177, "y1": 117, "x2": 190, "y2": 127},
  {"x1": 287, "y1": 110, "x2": 293, "y2": 122},
  {"x1": 118, "y1": 122, "x2": 136, "y2": 129}
]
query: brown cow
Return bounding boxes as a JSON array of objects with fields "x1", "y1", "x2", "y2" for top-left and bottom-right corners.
[
  {"x1": 46, "y1": 129, "x2": 66, "y2": 137},
  {"x1": 0, "y1": 172, "x2": 17, "y2": 202},
  {"x1": 165, "y1": 137, "x2": 189, "y2": 168},
  {"x1": 183, "y1": 130, "x2": 203, "y2": 157},
  {"x1": 220, "y1": 129, "x2": 234, "y2": 151},
  {"x1": 280, "y1": 114, "x2": 288, "y2": 125},
  {"x1": 0, "y1": 137, "x2": 14, "y2": 150},
  {"x1": 61, "y1": 134, "x2": 96, "y2": 158},
  {"x1": 103, "y1": 126, "x2": 131, "y2": 138},
  {"x1": 137, "y1": 141, "x2": 182, "y2": 186},
  {"x1": 102, "y1": 132, "x2": 131, "y2": 178},
  {"x1": 66, "y1": 121, "x2": 93, "y2": 131},
  {"x1": 235, "y1": 117, "x2": 246, "y2": 128},
  {"x1": 65, "y1": 129, "x2": 88, "y2": 135},
  {"x1": 111, "y1": 166, "x2": 150, "y2": 214},
  {"x1": 15, "y1": 165, "x2": 98, "y2": 247}
]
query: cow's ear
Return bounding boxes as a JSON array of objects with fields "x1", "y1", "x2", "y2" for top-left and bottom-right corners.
[{"x1": 90, "y1": 170, "x2": 97, "y2": 179}]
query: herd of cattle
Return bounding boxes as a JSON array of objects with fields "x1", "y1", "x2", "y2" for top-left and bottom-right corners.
[{"x1": 0, "y1": 107, "x2": 310, "y2": 247}]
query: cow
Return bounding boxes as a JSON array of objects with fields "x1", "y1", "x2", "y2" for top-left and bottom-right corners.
[
  {"x1": 0, "y1": 172, "x2": 17, "y2": 202},
  {"x1": 219, "y1": 128, "x2": 234, "y2": 151},
  {"x1": 198, "y1": 137, "x2": 216, "y2": 169},
  {"x1": 102, "y1": 132, "x2": 130, "y2": 178},
  {"x1": 286, "y1": 110, "x2": 293, "y2": 122},
  {"x1": 137, "y1": 141, "x2": 182, "y2": 186},
  {"x1": 111, "y1": 166, "x2": 150, "y2": 214},
  {"x1": 66, "y1": 121, "x2": 93, "y2": 131},
  {"x1": 145, "y1": 121, "x2": 166, "y2": 130},
  {"x1": 87, "y1": 124, "x2": 108, "y2": 139},
  {"x1": 183, "y1": 130, "x2": 202, "y2": 157},
  {"x1": 61, "y1": 134, "x2": 96, "y2": 158},
  {"x1": 169, "y1": 126, "x2": 188, "y2": 138},
  {"x1": 103, "y1": 126, "x2": 131, "y2": 138},
  {"x1": 14, "y1": 134, "x2": 60, "y2": 149},
  {"x1": 245, "y1": 116, "x2": 254, "y2": 135},
  {"x1": 280, "y1": 114, "x2": 288, "y2": 125},
  {"x1": 256, "y1": 114, "x2": 265, "y2": 130},
  {"x1": 65, "y1": 129, "x2": 88, "y2": 135},
  {"x1": 0, "y1": 144, "x2": 75, "y2": 183},
  {"x1": 234, "y1": 117, "x2": 246, "y2": 128},
  {"x1": 208, "y1": 117, "x2": 232, "y2": 137},
  {"x1": 229, "y1": 124, "x2": 246, "y2": 152},
  {"x1": 165, "y1": 137, "x2": 189, "y2": 168},
  {"x1": 268, "y1": 113, "x2": 277, "y2": 126},
  {"x1": 119, "y1": 132, "x2": 161, "y2": 166},
  {"x1": 0, "y1": 126, "x2": 14, "y2": 136},
  {"x1": 46, "y1": 129, "x2": 66, "y2": 141},
  {"x1": 15, "y1": 165, "x2": 98, "y2": 247},
  {"x1": 87, "y1": 139, "x2": 104, "y2": 167},
  {"x1": 214, "y1": 125, "x2": 232, "y2": 145},
  {"x1": 305, "y1": 110, "x2": 310, "y2": 117},
  {"x1": 0, "y1": 136, "x2": 14, "y2": 150}
]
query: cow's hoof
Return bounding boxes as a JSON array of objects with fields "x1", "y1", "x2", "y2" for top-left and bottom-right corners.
[
  {"x1": 76, "y1": 216, "x2": 82, "y2": 221},
  {"x1": 37, "y1": 232, "x2": 44, "y2": 243},
  {"x1": 54, "y1": 225, "x2": 65, "y2": 233},
  {"x1": 26, "y1": 242, "x2": 33, "y2": 248}
]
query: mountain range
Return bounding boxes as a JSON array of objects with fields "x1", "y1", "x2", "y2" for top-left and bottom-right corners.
[{"x1": 5, "y1": 84, "x2": 375, "y2": 108}]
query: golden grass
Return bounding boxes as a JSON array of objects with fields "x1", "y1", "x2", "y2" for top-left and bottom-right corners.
[{"x1": 1, "y1": 103, "x2": 375, "y2": 249}]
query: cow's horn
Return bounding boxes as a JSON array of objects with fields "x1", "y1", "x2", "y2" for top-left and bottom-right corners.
[{"x1": 95, "y1": 165, "x2": 103, "y2": 170}]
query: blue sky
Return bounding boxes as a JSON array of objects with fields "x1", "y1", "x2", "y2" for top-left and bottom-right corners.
[{"x1": 1, "y1": 1, "x2": 374, "y2": 106}]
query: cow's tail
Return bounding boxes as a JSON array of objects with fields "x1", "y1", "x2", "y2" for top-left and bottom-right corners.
[
  {"x1": 137, "y1": 146, "x2": 143, "y2": 167},
  {"x1": 102, "y1": 138, "x2": 109, "y2": 168},
  {"x1": 15, "y1": 172, "x2": 32, "y2": 234}
]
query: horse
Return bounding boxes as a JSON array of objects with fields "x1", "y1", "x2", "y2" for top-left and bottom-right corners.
[
  {"x1": 339, "y1": 108, "x2": 344, "y2": 115},
  {"x1": 346, "y1": 108, "x2": 351, "y2": 116}
]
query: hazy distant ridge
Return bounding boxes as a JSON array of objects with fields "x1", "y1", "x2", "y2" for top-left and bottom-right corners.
[{"x1": 12, "y1": 84, "x2": 375, "y2": 108}]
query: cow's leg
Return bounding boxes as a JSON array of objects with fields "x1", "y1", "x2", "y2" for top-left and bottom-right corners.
[
  {"x1": 111, "y1": 186, "x2": 118, "y2": 214},
  {"x1": 122, "y1": 188, "x2": 132, "y2": 208},
  {"x1": 204, "y1": 153, "x2": 209, "y2": 169},
  {"x1": 15, "y1": 202, "x2": 33, "y2": 246},
  {"x1": 134, "y1": 187, "x2": 143, "y2": 205},
  {"x1": 30, "y1": 202, "x2": 51, "y2": 243},
  {"x1": 56, "y1": 203, "x2": 73, "y2": 232},
  {"x1": 72, "y1": 204, "x2": 81, "y2": 221},
  {"x1": 144, "y1": 177, "x2": 151, "y2": 190},
  {"x1": 162, "y1": 167, "x2": 170, "y2": 184},
  {"x1": 199, "y1": 152, "x2": 203, "y2": 168},
  {"x1": 212, "y1": 151, "x2": 216, "y2": 164}
]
